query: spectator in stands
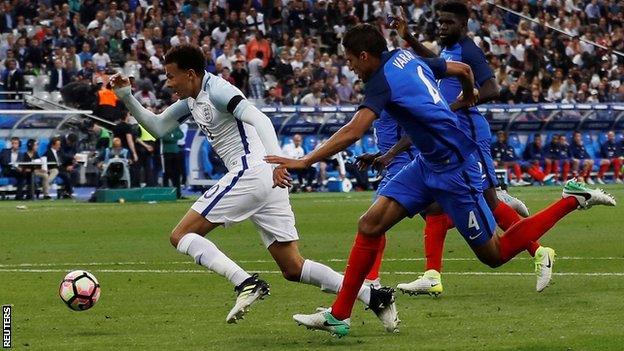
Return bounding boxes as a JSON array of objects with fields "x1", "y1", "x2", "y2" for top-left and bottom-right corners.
[
  {"x1": 0, "y1": 137, "x2": 26, "y2": 200},
  {"x1": 335, "y1": 75, "x2": 355, "y2": 104},
  {"x1": 544, "y1": 134, "x2": 571, "y2": 183},
  {"x1": 1, "y1": 59, "x2": 24, "y2": 95},
  {"x1": 92, "y1": 45, "x2": 111, "y2": 70},
  {"x1": 45, "y1": 136, "x2": 74, "y2": 199},
  {"x1": 569, "y1": 131, "x2": 596, "y2": 184},
  {"x1": 300, "y1": 87, "x2": 323, "y2": 106},
  {"x1": 283, "y1": 84, "x2": 302, "y2": 105},
  {"x1": 47, "y1": 59, "x2": 70, "y2": 92},
  {"x1": 231, "y1": 60, "x2": 249, "y2": 95},
  {"x1": 248, "y1": 51, "x2": 265, "y2": 99},
  {"x1": 162, "y1": 126, "x2": 184, "y2": 198},
  {"x1": 282, "y1": 134, "x2": 315, "y2": 192},
  {"x1": 492, "y1": 131, "x2": 530, "y2": 186},
  {"x1": 597, "y1": 131, "x2": 623, "y2": 184},
  {"x1": 133, "y1": 80, "x2": 158, "y2": 107},
  {"x1": 264, "y1": 86, "x2": 282, "y2": 107},
  {"x1": 113, "y1": 111, "x2": 138, "y2": 167},
  {"x1": 22, "y1": 139, "x2": 51, "y2": 200}
]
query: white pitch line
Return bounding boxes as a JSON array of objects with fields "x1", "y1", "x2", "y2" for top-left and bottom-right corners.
[
  {"x1": 1, "y1": 256, "x2": 623, "y2": 268},
  {"x1": 1, "y1": 268, "x2": 624, "y2": 276}
]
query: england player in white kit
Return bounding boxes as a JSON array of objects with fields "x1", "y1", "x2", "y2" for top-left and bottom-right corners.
[{"x1": 110, "y1": 45, "x2": 398, "y2": 331}]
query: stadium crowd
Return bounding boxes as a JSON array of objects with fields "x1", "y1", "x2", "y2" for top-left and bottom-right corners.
[
  {"x1": 0, "y1": 0, "x2": 623, "y2": 197},
  {"x1": 0, "y1": 0, "x2": 623, "y2": 106}
]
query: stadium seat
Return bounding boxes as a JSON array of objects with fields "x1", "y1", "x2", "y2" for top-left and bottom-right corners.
[
  {"x1": 303, "y1": 136, "x2": 318, "y2": 154},
  {"x1": 280, "y1": 136, "x2": 293, "y2": 147},
  {"x1": 38, "y1": 138, "x2": 49, "y2": 155}
]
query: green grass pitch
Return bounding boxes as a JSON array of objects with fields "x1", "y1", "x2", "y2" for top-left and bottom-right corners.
[{"x1": 1, "y1": 186, "x2": 623, "y2": 350}]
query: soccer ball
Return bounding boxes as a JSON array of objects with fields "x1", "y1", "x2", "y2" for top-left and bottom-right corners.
[{"x1": 59, "y1": 270, "x2": 101, "y2": 311}]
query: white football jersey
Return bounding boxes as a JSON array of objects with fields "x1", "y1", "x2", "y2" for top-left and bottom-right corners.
[{"x1": 184, "y1": 72, "x2": 266, "y2": 171}]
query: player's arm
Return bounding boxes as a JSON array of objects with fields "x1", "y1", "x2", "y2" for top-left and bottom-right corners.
[
  {"x1": 464, "y1": 42, "x2": 499, "y2": 104},
  {"x1": 111, "y1": 74, "x2": 190, "y2": 138},
  {"x1": 478, "y1": 78, "x2": 500, "y2": 104},
  {"x1": 389, "y1": 6, "x2": 437, "y2": 58},
  {"x1": 422, "y1": 58, "x2": 478, "y2": 109},
  {"x1": 373, "y1": 134, "x2": 413, "y2": 173},
  {"x1": 266, "y1": 108, "x2": 378, "y2": 170}
]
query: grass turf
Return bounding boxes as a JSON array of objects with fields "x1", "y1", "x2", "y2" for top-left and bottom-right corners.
[{"x1": 1, "y1": 185, "x2": 623, "y2": 350}]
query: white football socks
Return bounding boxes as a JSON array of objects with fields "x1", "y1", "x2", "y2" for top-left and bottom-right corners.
[
  {"x1": 300, "y1": 259, "x2": 371, "y2": 305},
  {"x1": 177, "y1": 233, "x2": 251, "y2": 287}
]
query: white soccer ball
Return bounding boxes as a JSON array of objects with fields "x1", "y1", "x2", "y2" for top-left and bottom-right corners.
[{"x1": 59, "y1": 270, "x2": 101, "y2": 311}]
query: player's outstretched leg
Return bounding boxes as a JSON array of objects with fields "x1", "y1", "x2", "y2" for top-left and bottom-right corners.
[
  {"x1": 293, "y1": 197, "x2": 408, "y2": 337},
  {"x1": 489, "y1": 186, "x2": 558, "y2": 290},
  {"x1": 172, "y1": 210, "x2": 269, "y2": 324},
  {"x1": 268, "y1": 240, "x2": 399, "y2": 332},
  {"x1": 294, "y1": 285, "x2": 399, "y2": 336},
  {"x1": 492, "y1": 179, "x2": 616, "y2": 269}
]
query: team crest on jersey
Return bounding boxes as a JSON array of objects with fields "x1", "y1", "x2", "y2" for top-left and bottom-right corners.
[{"x1": 202, "y1": 104, "x2": 214, "y2": 123}]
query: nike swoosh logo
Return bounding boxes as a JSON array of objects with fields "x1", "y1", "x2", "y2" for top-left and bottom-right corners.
[
  {"x1": 323, "y1": 321, "x2": 345, "y2": 327},
  {"x1": 567, "y1": 191, "x2": 591, "y2": 200},
  {"x1": 546, "y1": 255, "x2": 552, "y2": 268},
  {"x1": 468, "y1": 232, "x2": 482, "y2": 240},
  {"x1": 430, "y1": 283, "x2": 438, "y2": 287}
]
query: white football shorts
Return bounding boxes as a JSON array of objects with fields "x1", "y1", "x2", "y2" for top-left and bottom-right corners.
[{"x1": 191, "y1": 162, "x2": 299, "y2": 247}]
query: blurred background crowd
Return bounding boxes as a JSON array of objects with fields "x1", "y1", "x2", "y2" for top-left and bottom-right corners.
[{"x1": 0, "y1": 0, "x2": 622, "y2": 112}]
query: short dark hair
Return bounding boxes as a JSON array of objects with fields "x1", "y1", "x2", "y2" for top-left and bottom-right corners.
[
  {"x1": 342, "y1": 24, "x2": 387, "y2": 58},
  {"x1": 437, "y1": 1, "x2": 469, "y2": 22},
  {"x1": 50, "y1": 136, "x2": 62, "y2": 146},
  {"x1": 255, "y1": 51, "x2": 264, "y2": 59},
  {"x1": 164, "y1": 44, "x2": 206, "y2": 74}
]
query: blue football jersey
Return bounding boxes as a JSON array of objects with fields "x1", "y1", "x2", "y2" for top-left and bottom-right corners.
[
  {"x1": 359, "y1": 49, "x2": 477, "y2": 170},
  {"x1": 439, "y1": 37, "x2": 495, "y2": 142}
]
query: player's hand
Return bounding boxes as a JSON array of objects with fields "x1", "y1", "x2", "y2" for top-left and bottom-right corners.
[
  {"x1": 264, "y1": 155, "x2": 309, "y2": 170},
  {"x1": 388, "y1": 7, "x2": 409, "y2": 39},
  {"x1": 109, "y1": 73, "x2": 131, "y2": 90},
  {"x1": 450, "y1": 88, "x2": 480, "y2": 111},
  {"x1": 272, "y1": 167, "x2": 292, "y2": 189},
  {"x1": 356, "y1": 152, "x2": 381, "y2": 171},
  {"x1": 372, "y1": 153, "x2": 394, "y2": 175}
]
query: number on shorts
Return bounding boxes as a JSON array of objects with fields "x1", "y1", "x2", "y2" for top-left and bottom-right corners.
[{"x1": 468, "y1": 211, "x2": 481, "y2": 231}]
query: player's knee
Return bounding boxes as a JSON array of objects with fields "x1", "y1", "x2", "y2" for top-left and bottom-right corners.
[
  {"x1": 357, "y1": 214, "x2": 383, "y2": 237},
  {"x1": 170, "y1": 228, "x2": 185, "y2": 248},
  {"x1": 281, "y1": 266, "x2": 302, "y2": 282}
]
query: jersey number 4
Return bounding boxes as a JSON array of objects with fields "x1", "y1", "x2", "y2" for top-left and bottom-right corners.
[{"x1": 417, "y1": 66, "x2": 442, "y2": 104}]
